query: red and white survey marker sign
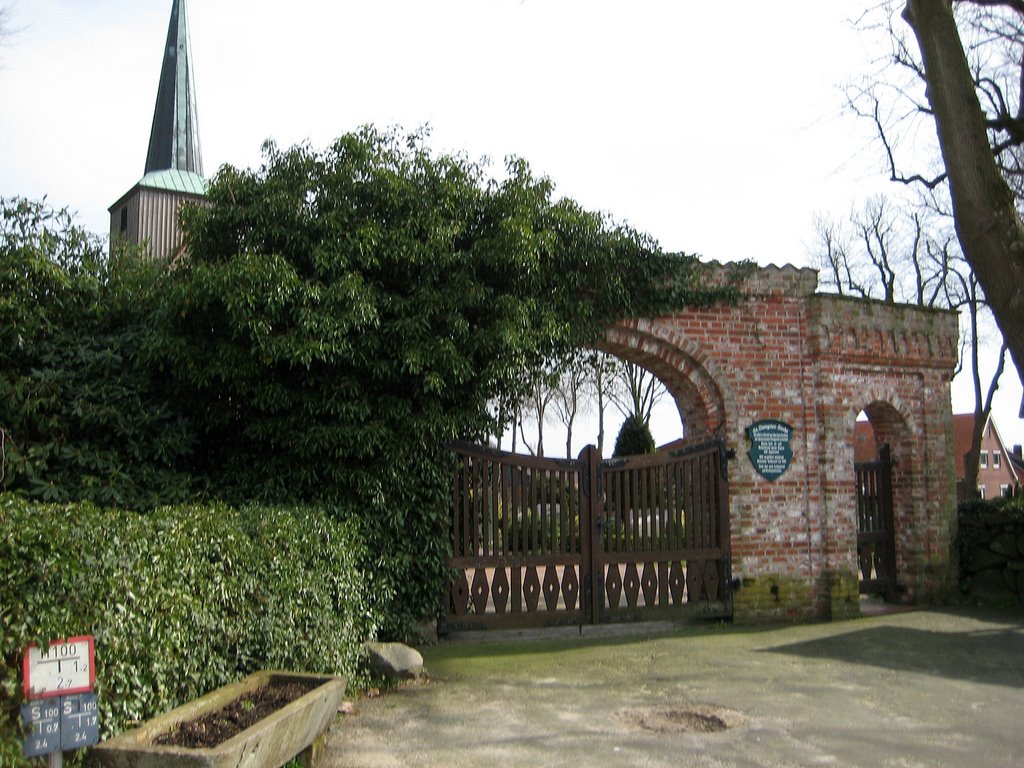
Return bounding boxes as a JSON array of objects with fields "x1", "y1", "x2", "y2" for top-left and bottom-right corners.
[{"x1": 22, "y1": 636, "x2": 96, "y2": 700}]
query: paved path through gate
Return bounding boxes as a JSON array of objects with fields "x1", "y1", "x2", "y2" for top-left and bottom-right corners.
[{"x1": 330, "y1": 608, "x2": 1024, "y2": 768}]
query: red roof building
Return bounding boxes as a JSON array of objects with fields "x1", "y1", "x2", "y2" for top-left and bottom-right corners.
[{"x1": 950, "y1": 413, "x2": 1020, "y2": 500}]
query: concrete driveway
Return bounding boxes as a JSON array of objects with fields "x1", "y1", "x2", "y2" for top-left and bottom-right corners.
[{"x1": 325, "y1": 607, "x2": 1024, "y2": 767}]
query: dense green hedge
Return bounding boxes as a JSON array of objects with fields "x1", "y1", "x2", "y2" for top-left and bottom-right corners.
[
  {"x1": 1, "y1": 198, "x2": 195, "y2": 512},
  {"x1": 0, "y1": 495, "x2": 377, "y2": 766}
]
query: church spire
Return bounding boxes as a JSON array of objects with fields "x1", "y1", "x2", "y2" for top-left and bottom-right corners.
[
  {"x1": 109, "y1": 0, "x2": 206, "y2": 259},
  {"x1": 144, "y1": 0, "x2": 203, "y2": 176}
]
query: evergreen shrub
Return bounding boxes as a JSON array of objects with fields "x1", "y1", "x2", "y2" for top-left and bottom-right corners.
[
  {"x1": 0, "y1": 495, "x2": 377, "y2": 766},
  {"x1": 612, "y1": 414, "x2": 656, "y2": 457}
]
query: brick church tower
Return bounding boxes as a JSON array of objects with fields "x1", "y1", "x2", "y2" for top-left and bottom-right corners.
[{"x1": 108, "y1": 0, "x2": 205, "y2": 259}]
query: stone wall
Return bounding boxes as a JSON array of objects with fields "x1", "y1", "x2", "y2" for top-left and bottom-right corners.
[{"x1": 959, "y1": 503, "x2": 1024, "y2": 605}]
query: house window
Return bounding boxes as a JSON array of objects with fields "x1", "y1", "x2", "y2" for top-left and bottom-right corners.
[
  {"x1": 994, "y1": 453, "x2": 1001, "y2": 469},
  {"x1": 1001, "y1": 484, "x2": 1011, "y2": 498},
  {"x1": 978, "y1": 485, "x2": 986, "y2": 499},
  {"x1": 979, "y1": 451, "x2": 988, "y2": 469},
  {"x1": 120, "y1": 207, "x2": 128, "y2": 233}
]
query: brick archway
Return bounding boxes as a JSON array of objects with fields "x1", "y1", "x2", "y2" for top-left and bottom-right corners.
[
  {"x1": 601, "y1": 320, "x2": 734, "y2": 443},
  {"x1": 597, "y1": 264, "x2": 960, "y2": 622},
  {"x1": 859, "y1": 400, "x2": 917, "y2": 597}
]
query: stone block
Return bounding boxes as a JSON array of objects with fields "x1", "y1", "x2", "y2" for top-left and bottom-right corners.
[
  {"x1": 990, "y1": 533, "x2": 1019, "y2": 556},
  {"x1": 365, "y1": 642, "x2": 424, "y2": 681},
  {"x1": 967, "y1": 547, "x2": 1009, "y2": 572}
]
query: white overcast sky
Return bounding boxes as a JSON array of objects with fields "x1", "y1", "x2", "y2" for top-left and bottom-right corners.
[{"x1": 1, "y1": 0, "x2": 1022, "y2": 452}]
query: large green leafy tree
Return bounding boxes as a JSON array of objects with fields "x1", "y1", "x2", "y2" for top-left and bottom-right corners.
[
  {"x1": 152, "y1": 127, "x2": 728, "y2": 636},
  {"x1": 0, "y1": 198, "x2": 194, "y2": 509}
]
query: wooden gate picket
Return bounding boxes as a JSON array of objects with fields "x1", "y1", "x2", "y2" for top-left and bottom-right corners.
[
  {"x1": 442, "y1": 440, "x2": 731, "y2": 632},
  {"x1": 592, "y1": 441, "x2": 731, "y2": 623},
  {"x1": 445, "y1": 443, "x2": 588, "y2": 630}
]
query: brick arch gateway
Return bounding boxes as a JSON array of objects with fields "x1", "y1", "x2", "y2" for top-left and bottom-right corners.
[
  {"x1": 599, "y1": 264, "x2": 960, "y2": 621},
  {"x1": 444, "y1": 263, "x2": 959, "y2": 630}
]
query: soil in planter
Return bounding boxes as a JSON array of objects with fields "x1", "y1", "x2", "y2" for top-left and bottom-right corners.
[{"x1": 153, "y1": 679, "x2": 320, "y2": 749}]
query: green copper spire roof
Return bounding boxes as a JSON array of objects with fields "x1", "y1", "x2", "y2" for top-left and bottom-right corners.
[{"x1": 144, "y1": 0, "x2": 203, "y2": 177}]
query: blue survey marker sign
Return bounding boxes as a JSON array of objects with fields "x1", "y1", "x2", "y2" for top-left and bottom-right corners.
[
  {"x1": 61, "y1": 692, "x2": 100, "y2": 750},
  {"x1": 20, "y1": 693, "x2": 100, "y2": 757},
  {"x1": 21, "y1": 699, "x2": 61, "y2": 758}
]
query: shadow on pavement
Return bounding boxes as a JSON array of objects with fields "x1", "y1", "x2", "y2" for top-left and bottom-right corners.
[{"x1": 764, "y1": 618, "x2": 1024, "y2": 689}]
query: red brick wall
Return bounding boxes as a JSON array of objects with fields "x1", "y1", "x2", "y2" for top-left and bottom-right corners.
[{"x1": 604, "y1": 265, "x2": 960, "y2": 621}]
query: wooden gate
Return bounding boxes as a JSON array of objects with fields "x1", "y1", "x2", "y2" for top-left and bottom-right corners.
[
  {"x1": 854, "y1": 444, "x2": 897, "y2": 596},
  {"x1": 442, "y1": 440, "x2": 731, "y2": 632}
]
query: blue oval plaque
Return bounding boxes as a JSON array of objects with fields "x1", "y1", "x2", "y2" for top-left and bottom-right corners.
[{"x1": 746, "y1": 419, "x2": 794, "y2": 481}]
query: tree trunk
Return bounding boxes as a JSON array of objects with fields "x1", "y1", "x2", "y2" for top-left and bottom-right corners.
[
  {"x1": 565, "y1": 410, "x2": 575, "y2": 460},
  {"x1": 535, "y1": 405, "x2": 544, "y2": 458},
  {"x1": 511, "y1": 406, "x2": 519, "y2": 453},
  {"x1": 903, "y1": 0, "x2": 1024, "y2": 397}
]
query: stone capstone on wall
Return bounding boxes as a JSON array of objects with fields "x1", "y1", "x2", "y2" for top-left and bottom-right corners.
[
  {"x1": 807, "y1": 294, "x2": 959, "y2": 369},
  {"x1": 700, "y1": 260, "x2": 819, "y2": 298}
]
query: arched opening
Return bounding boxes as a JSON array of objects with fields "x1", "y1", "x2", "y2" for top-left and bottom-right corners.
[
  {"x1": 600, "y1": 322, "x2": 729, "y2": 449},
  {"x1": 853, "y1": 401, "x2": 914, "y2": 603},
  {"x1": 495, "y1": 326, "x2": 728, "y2": 460}
]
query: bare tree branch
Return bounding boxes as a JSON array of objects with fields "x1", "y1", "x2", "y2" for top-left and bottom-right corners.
[
  {"x1": 607, "y1": 362, "x2": 666, "y2": 424},
  {"x1": 551, "y1": 353, "x2": 592, "y2": 459},
  {"x1": 908, "y1": 212, "x2": 927, "y2": 304},
  {"x1": 977, "y1": 75, "x2": 1009, "y2": 118},
  {"x1": 858, "y1": 197, "x2": 899, "y2": 301},
  {"x1": 811, "y1": 214, "x2": 851, "y2": 296},
  {"x1": 871, "y1": 96, "x2": 950, "y2": 188},
  {"x1": 924, "y1": 234, "x2": 955, "y2": 306},
  {"x1": 984, "y1": 342, "x2": 1010, "y2": 414},
  {"x1": 959, "y1": 0, "x2": 1024, "y2": 16}
]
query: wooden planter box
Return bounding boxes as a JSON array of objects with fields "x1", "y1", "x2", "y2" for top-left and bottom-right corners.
[{"x1": 92, "y1": 671, "x2": 346, "y2": 768}]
